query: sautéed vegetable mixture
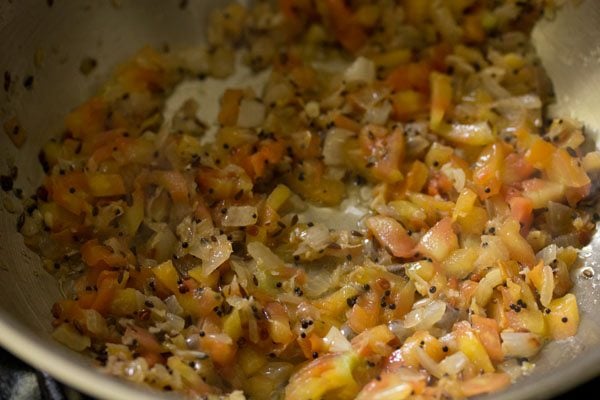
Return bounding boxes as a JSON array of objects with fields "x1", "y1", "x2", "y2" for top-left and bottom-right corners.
[{"x1": 18, "y1": 0, "x2": 600, "y2": 398}]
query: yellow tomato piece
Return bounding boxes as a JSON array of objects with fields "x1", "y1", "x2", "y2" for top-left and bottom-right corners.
[
  {"x1": 417, "y1": 217, "x2": 458, "y2": 262},
  {"x1": 442, "y1": 248, "x2": 478, "y2": 279},
  {"x1": 546, "y1": 294, "x2": 579, "y2": 340},
  {"x1": 430, "y1": 72, "x2": 452, "y2": 130},
  {"x1": 457, "y1": 328, "x2": 495, "y2": 373},
  {"x1": 109, "y1": 288, "x2": 140, "y2": 316},
  {"x1": 152, "y1": 260, "x2": 180, "y2": 294},
  {"x1": 239, "y1": 346, "x2": 268, "y2": 376}
]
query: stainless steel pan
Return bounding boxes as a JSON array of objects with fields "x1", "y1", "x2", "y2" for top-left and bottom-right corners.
[{"x1": 0, "y1": 1, "x2": 599, "y2": 399}]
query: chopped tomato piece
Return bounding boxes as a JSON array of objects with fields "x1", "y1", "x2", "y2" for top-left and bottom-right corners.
[
  {"x1": 325, "y1": 0, "x2": 367, "y2": 52},
  {"x1": 416, "y1": 217, "x2": 458, "y2": 262},
  {"x1": 366, "y1": 216, "x2": 415, "y2": 258}
]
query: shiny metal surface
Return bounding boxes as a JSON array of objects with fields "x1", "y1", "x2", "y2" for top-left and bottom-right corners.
[{"x1": 0, "y1": 1, "x2": 598, "y2": 399}]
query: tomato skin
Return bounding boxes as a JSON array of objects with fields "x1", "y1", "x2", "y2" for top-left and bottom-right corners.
[
  {"x1": 430, "y1": 72, "x2": 452, "y2": 130},
  {"x1": 81, "y1": 239, "x2": 128, "y2": 270},
  {"x1": 357, "y1": 125, "x2": 405, "y2": 184},
  {"x1": 285, "y1": 352, "x2": 360, "y2": 400},
  {"x1": 473, "y1": 142, "x2": 508, "y2": 200},
  {"x1": 471, "y1": 315, "x2": 503, "y2": 363},
  {"x1": 366, "y1": 215, "x2": 415, "y2": 258},
  {"x1": 417, "y1": 217, "x2": 458, "y2": 262},
  {"x1": 126, "y1": 326, "x2": 164, "y2": 367}
]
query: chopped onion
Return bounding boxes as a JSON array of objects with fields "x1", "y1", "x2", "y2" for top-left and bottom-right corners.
[
  {"x1": 226, "y1": 295, "x2": 253, "y2": 311},
  {"x1": 501, "y1": 331, "x2": 542, "y2": 358},
  {"x1": 84, "y1": 309, "x2": 109, "y2": 336},
  {"x1": 494, "y1": 3, "x2": 521, "y2": 24},
  {"x1": 188, "y1": 234, "x2": 232, "y2": 275},
  {"x1": 277, "y1": 292, "x2": 304, "y2": 304},
  {"x1": 493, "y1": 94, "x2": 542, "y2": 111},
  {"x1": 260, "y1": 362, "x2": 295, "y2": 381},
  {"x1": 157, "y1": 312, "x2": 186, "y2": 334},
  {"x1": 52, "y1": 323, "x2": 91, "y2": 351},
  {"x1": 394, "y1": 367, "x2": 428, "y2": 383},
  {"x1": 146, "y1": 295, "x2": 167, "y2": 311},
  {"x1": 446, "y1": 55, "x2": 476, "y2": 74},
  {"x1": 165, "y1": 295, "x2": 184, "y2": 316},
  {"x1": 304, "y1": 101, "x2": 320, "y2": 119},
  {"x1": 363, "y1": 100, "x2": 392, "y2": 125},
  {"x1": 146, "y1": 224, "x2": 177, "y2": 263},
  {"x1": 416, "y1": 346, "x2": 443, "y2": 378},
  {"x1": 323, "y1": 128, "x2": 354, "y2": 166},
  {"x1": 173, "y1": 349, "x2": 208, "y2": 360},
  {"x1": 175, "y1": 216, "x2": 214, "y2": 245},
  {"x1": 323, "y1": 326, "x2": 352, "y2": 353},
  {"x1": 403, "y1": 300, "x2": 447, "y2": 330},
  {"x1": 439, "y1": 351, "x2": 470, "y2": 377},
  {"x1": 237, "y1": 98, "x2": 266, "y2": 128},
  {"x1": 146, "y1": 188, "x2": 170, "y2": 223},
  {"x1": 480, "y1": 69, "x2": 510, "y2": 99},
  {"x1": 303, "y1": 267, "x2": 337, "y2": 298},
  {"x1": 123, "y1": 357, "x2": 149, "y2": 383},
  {"x1": 206, "y1": 332, "x2": 233, "y2": 345},
  {"x1": 230, "y1": 258, "x2": 252, "y2": 287},
  {"x1": 441, "y1": 163, "x2": 466, "y2": 191},
  {"x1": 222, "y1": 205, "x2": 258, "y2": 227},
  {"x1": 344, "y1": 57, "x2": 376, "y2": 83},
  {"x1": 536, "y1": 244, "x2": 558, "y2": 266},
  {"x1": 475, "y1": 268, "x2": 504, "y2": 306},
  {"x1": 405, "y1": 122, "x2": 431, "y2": 157},
  {"x1": 430, "y1": 0, "x2": 463, "y2": 43},
  {"x1": 444, "y1": 122, "x2": 495, "y2": 146},
  {"x1": 298, "y1": 224, "x2": 331, "y2": 252},
  {"x1": 247, "y1": 242, "x2": 285, "y2": 269},
  {"x1": 351, "y1": 85, "x2": 390, "y2": 110},
  {"x1": 264, "y1": 80, "x2": 294, "y2": 108}
]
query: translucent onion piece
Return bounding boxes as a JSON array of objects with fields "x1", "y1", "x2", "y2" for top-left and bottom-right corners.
[
  {"x1": 439, "y1": 351, "x2": 470, "y2": 377},
  {"x1": 500, "y1": 331, "x2": 542, "y2": 358},
  {"x1": 247, "y1": 242, "x2": 285, "y2": 270},
  {"x1": 323, "y1": 326, "x2": 353, "y2": 353},
  {"x1": 323, "y1": 128, "x2": 354, "y2": 166},
  {"x1": 475, "y1": 268, "x2": 504, "y2": 306},
  {"x1": 189, "y1": 234, "x2": 232, "y2": 275},
  {"x1": 237, "y1": 98, "x2": 266, "y2": 128},
  {"x1": 403, "y1": 300, "x2": 447, "y2": 330},
  {"x1": 415, "y1": 346, "x2": 444, "y2": 378},
  {"x1": 221, "y1": 205, "x2": 258, "y2": 227},
  {"x1": 344, "y1": 57, "x2": 376, "y2": 83}
]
